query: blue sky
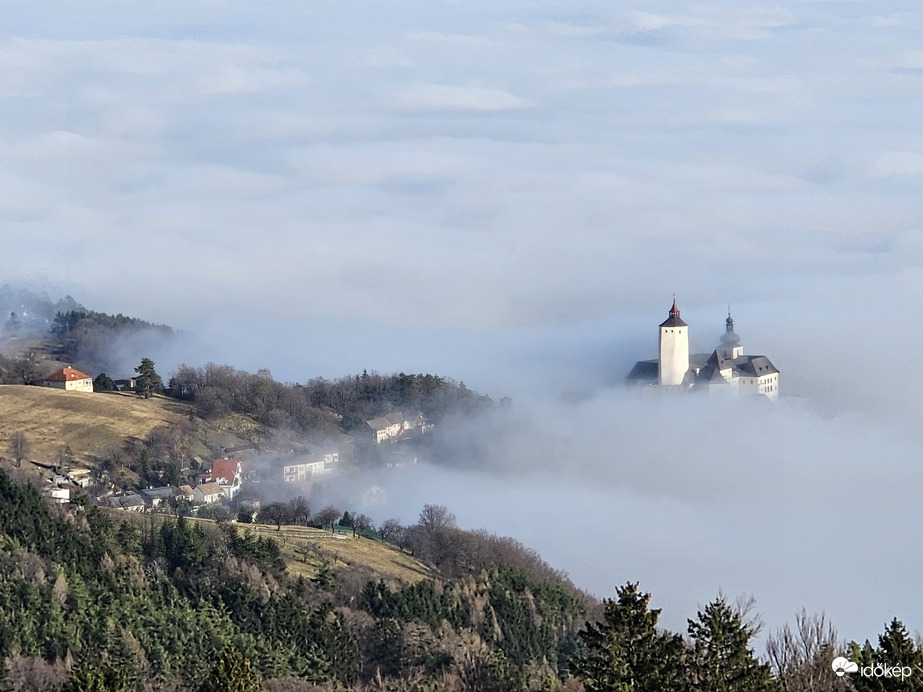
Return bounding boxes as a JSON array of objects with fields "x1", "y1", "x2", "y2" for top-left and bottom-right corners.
[{"x1": 3, "y1": 0, "x2": 923, "y2": 643}]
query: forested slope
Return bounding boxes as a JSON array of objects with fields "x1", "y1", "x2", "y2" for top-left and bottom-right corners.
[{"x1": 0, "y1": 469, "x2": 589, "y2": 691}]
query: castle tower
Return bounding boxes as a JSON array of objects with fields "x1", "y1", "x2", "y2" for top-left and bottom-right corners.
[
  {"x1": 719, "y1": 309, "x2": 744, "y2": 359},
  {"x1": 658, "y1": 297, "x2": 689, "y2": 386}
]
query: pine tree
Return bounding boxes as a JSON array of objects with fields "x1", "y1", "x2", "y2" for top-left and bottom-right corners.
[
  {"x1": 849, "y1": 618, "x2": 923, "y2": 692},
  {"x1": 93, "y1": 373, "x2": 116, "y2": 392},
  {"x1": 687, "y1": 597, "x2": 779, "y2": 692},
  {"x1": 134, "y1": 357, "x2": 163, "y2": 399},
  {"x1": 67, "y1": 663, "x2": 127, "y2": 692},
  {"x1": 570, "y1": 582, "x2": 686, "y2": 691},
  {"x1": 200, "y1": 646, "x2": 261, "y2": 692}
]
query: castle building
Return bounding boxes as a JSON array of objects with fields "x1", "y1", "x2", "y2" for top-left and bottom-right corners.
[{"x1": 626, "y1": 299, "x2": 780, "y2": 399}]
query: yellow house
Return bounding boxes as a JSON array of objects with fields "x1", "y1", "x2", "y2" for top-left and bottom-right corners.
[{"x1": 42, "y1": 366, "x2": 93, "y2": 392}]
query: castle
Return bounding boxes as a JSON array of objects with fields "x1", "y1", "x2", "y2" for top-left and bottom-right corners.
[{"x1": 626, "y1": 299, "x2": 780, "y2": 400}]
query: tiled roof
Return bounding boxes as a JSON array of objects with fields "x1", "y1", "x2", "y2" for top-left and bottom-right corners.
[
  {"x1": 44, "y1": 366, "x2": 92, "y2": 382},
  {"x1": 211, "y1": 458, "x2": 240, "y2": 485},
  {"x1": 196, "y1": 482, "x2": 223, "y2": 496},
  {"x1": 367, "y1": 416, "x2": 396, "y2": 431},
  {"x1": 139, "y1": 486, "x2": 178, "y2": 501}
]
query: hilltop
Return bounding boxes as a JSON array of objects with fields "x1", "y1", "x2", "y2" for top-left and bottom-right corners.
[
  {"x1": 0, "y1": 385, "x2": 304, "y2": 462},
  {"x1": 127, "y1": 514, "x2": 438, "y2": 586},
  {"x1": 0, "y1": 386, "x2": 192, "y2": 463}
]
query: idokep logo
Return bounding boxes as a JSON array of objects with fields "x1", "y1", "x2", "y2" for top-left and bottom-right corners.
[
  {"x1": 832, "y1": 655, "x2": 913, "y2": 681},
  {"x1": 831, "y1": 657, "x2": 858, "y2": 677}
]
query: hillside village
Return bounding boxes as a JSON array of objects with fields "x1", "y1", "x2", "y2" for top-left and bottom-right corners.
[{"x1": 1, "y1": 351, "x2": 453, "y2": 526}]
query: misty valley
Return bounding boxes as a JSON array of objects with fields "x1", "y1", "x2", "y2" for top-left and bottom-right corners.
[{"x1": 0, "y1": 291, "x2": 918, "y2": 691}]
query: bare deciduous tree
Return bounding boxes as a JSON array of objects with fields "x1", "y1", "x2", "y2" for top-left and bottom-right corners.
[
  {"x1": 352, "y1": 513, "x2": 374, "y2": 533},
  {"x1": 288, "y1": 496, "x2": 310, "y2": 525},
  {"x1": 296, "y1": 543, "x2": 313, "y2": 564},
  {"x1": 257, "y1": 502, "x2": 292, "y2": 531},
  {"x1": 378, "y1": 518, "x2": 403, "y2": 541},
  {"x1": 8, "y1": 431, "x2": 30, "y2": 467},
  {"x1": 417, "y1": 504, "x2": 456, "y2": 534},
  {"x1": 10, "y1": 354, "x2": 42, "y2": 385},
  {"x1": 3, "y1": 655, "x2": 70, "y2": 692},
  {"x1": 313, "y1": 506, "x2": 341, "y2": 530},
  {"x1": 766, "y1": 609, "x2": 847, "y2": 692}
]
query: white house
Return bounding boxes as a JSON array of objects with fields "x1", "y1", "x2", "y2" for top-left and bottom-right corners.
[
  {"x1": 362, "y1": 485, "x2": 386, "y2": 508},
  {"x1": 43, "y1": 485, "x2": 71, "y2": 504},
  {"x1": 627, "y1": 300, "x2": 780, "y2": 400},
  {"x1": 366, "y1": 411, "x2": 434, "y2": 443},
  {"x1": 139, "y1": 486, "x2": 178, "y2": 509},
  {"x1": 210, "y1": 457, "x2": 242, "y2": 500},
  {"x1": 42, "y1": 366, "x2": 93, "y2": 392},
  {"x1": 194, "y1": 482, "x2": 224, "y2": 504},
  {"x1": 106, "y1": 493, "x2": 145, "y2": 511},
  {"x1": 367, "y1": 413, "x2": 404, "y2": 443},
  {"x1": 283, "y1": 458, "x2": 326, "y2": 483},
  {"x1": 282, "y1": 451, "x2": 339, "y2": 483},
  {"x1": 67, "y1": 468, "x2": 93, "y2": 488}
]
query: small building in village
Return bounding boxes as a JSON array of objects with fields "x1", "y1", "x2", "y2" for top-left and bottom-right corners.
[
  {"x1": 67, "y1": 468, "x2": 93, "y2": 488},
  {"x1": 42, "y1": 366, "x2": 93, "y2": 392},
  {"x1": 139, "y1": 486, "x2": 178, "y2": 510},
  {"x1": 177, "y1": 485, "x2": 196, "y2": 503},
  {"x1": 210, "y1": 457, "x2": 242, "y2": 500},
  {"x1": 362, "y1": 485, "x2": 387, "y2": 508},
  {"x1": 366, "y1": 411, "x2": 434, "y2": 444},
  {"x1": 106, "y1": 493, "x2": 145, "y2": 512},
  {"x1": 281, "y1": 451, "x2": 339, "y2": 483},
  {"x1": 194, "y1": 482, "x2": 224, "y2": 505}
]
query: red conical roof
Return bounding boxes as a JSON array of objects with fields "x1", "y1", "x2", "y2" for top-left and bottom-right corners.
[{"x1": 659, "y1": 295, "x2": 688, "y2": 328}]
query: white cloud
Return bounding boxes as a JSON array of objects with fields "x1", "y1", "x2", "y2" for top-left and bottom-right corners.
[
  {"x1": 191, "y1": 66, "x2": 310, "y2": 95},
  {"x1": 391, "y1": 83, "x2": 529, "y2": 110},
  {"x1": 544, "y1": 21, "x2": 611, "y2": 37},
  {"x1": 360, "y1": 47, "x2": 414, "y2": 68},
  {"x1": 624, "y1": 10, "x2": 705, "y2": 32},
  {"x1": 872, "y1": 15, "x2": 902, "y2": 27},
  {"x1": 890, "y1": 50, "x2": 923, "y2": 70},
  {"x1": 869, "y1": 151, "x2": 923, "y2": 178},
  {"x1": 287, "y1": 142, "x2": 476, "y2": 186},
  {"x1": 620, "y1": 7, "x2": 796, "y2": 40},
  {"x1": 406, "y1": 31, "x2": 501, "y2": 50}
]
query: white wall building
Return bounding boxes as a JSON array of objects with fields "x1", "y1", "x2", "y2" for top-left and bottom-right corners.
[
  {"x1": 658, "y1": 298, "x2": 690, "y2": 386},
  {"x1": 366, "y1": 411, "x2": 434, "y2": 443},
  {"x1": 42, "y1": 366, "x2": 93, "y2": 392},
  {"x1": 627, "y1": 300, "x2": 780, "y2": 400},
  {"x1": 282, "y1": 450, "x2": 339, "y2": 483}
]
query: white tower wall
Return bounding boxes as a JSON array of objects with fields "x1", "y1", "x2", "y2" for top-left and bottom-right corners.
[{"x1": 658, "y1": 326, "x2": 689, "y2": 386}]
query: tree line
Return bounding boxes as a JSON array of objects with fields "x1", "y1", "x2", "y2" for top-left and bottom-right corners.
[
  {"x1": 166, "y1": 363, "x2": 496, "y2": 434},
  {"x1": 0, "y1": 467, "x2": 920, "y2": 691},
  {"x1": 570, "y1": 582, "x2": 923, "y2": 692}
]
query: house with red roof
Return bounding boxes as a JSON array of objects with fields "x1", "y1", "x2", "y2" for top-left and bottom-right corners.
[
  {"x1": 42, "y1": 366, "x2": 93, "y2": 392},
  {"x1": 210, "y1": 457, "x2": 242, "y2": 500}
]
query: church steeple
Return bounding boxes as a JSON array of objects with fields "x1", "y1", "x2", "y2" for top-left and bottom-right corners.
[
  {"x1": 660, "y1": 294, "x2": 687, "y2": 328},
  {"x1": 719, "y1": 306, "x2": 743, "y2": 358}
]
